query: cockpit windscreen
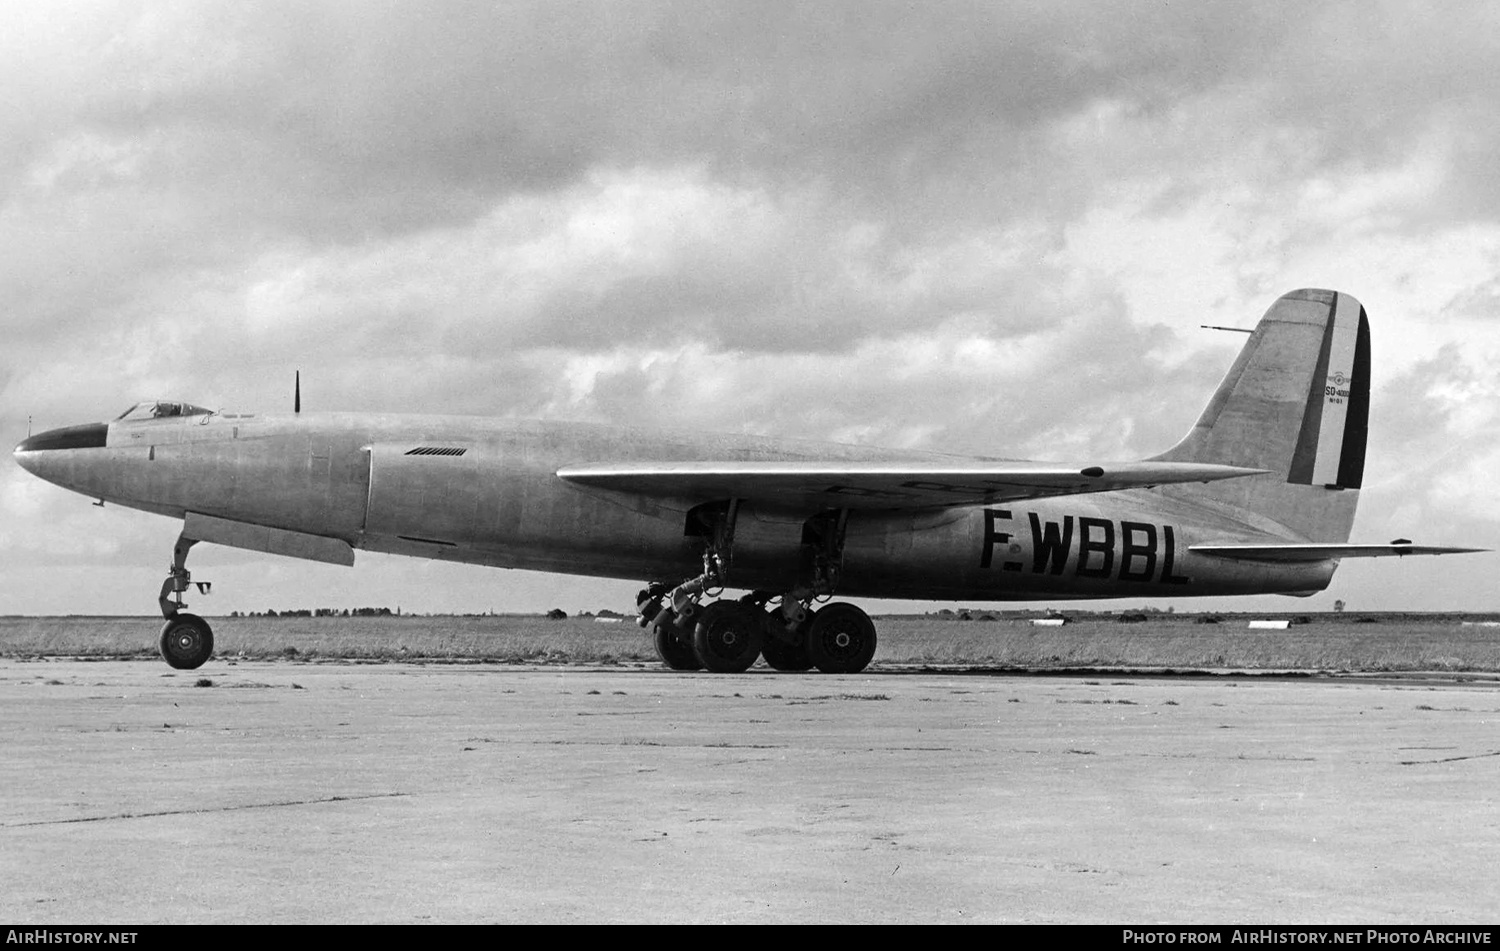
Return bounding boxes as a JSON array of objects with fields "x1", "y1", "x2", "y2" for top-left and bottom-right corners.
[{"x1": 113, "y1": 401, "x2": 215, "y2": 422}]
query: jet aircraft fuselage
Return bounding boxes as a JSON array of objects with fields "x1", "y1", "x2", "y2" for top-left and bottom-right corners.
[{"x1": 16, "y1": 410, "x2": 1336, "y2": 602}]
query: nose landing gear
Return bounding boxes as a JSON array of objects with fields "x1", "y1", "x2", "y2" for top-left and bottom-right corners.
[{"x1": 157, "y1": 532, "x2": 214, "y2": 670}]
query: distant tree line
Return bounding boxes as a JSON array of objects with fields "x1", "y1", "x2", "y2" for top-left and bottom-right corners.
[
  {"x1": 230, "y1": 607, "x2": 397, "y2": 618},
  {"x1": 225, "y1": 607, "x2": 631, "y2": 619}
]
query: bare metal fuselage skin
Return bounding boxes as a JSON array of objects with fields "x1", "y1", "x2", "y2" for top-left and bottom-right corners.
[{"x1": 17, "y1": 410, "x2": 1335, "y2": 602}]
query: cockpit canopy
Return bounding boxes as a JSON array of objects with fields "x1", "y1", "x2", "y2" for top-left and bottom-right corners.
[{"x1": 113, "y1": 401, "x2": 215, "y2": 422}]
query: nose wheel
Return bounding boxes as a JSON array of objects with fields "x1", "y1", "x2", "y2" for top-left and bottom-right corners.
[{"x1": 159, "y1": 613, "x2": 214, "y2": 670}]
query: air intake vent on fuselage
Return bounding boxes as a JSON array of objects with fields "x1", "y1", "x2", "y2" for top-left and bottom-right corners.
[{"x1": 404, "y1": 446, "x2": 468, "y2": 456}]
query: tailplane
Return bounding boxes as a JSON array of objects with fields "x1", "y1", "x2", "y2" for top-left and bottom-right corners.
[{"x1": 1152, "y1": 288, "x2": 1369, "y2": 542}]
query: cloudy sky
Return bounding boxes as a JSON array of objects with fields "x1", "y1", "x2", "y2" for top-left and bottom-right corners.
[{"x1": 3, "y1": 1, "x2": 1497, "y2": 616}]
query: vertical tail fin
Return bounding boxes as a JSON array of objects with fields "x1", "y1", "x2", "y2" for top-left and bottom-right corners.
[{"x1": 1153, "y1": 288, "x2": 1370, "y2": 542}]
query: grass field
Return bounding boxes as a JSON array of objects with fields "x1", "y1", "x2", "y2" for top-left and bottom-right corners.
[{"x1": 3, "y1": 612, "x2": 1500, "y2": 671}]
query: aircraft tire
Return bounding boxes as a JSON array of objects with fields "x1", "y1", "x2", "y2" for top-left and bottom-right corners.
[
  {"x1": 159, "y1": 613, "x2": 214, "y2": 670},
  {"x1": 692, "y1": 601, "x2": 764, "y2": 673},
  {"x1": 805, "y1": 603, "x2": 877, "y2": 674},
  {"x1": 653, "y1": 611, "x2": 703, "y2": 670}
]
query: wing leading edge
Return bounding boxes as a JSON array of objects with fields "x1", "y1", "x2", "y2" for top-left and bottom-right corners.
[{"x1": 556, "y1": 460, "x2": 1267, "y2": 511}]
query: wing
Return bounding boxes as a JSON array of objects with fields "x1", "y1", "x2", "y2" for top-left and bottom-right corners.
[
  {"x1": 556, "y1": 460, "x2": 1266, "y2": 511},
  {"x1": 1191, "y1": 543, "x2": 1489, "y2": 562}
]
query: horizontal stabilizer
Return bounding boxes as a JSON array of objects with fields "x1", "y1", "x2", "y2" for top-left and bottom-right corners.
[
  {"x1": 1191, "y1": 543, "x2": 1488, "y2": 563},
  {"x1": 557, "y1": 460, "x2": 1266, "y2": 511}
]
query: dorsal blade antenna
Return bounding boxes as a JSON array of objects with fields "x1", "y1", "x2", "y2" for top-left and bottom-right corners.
[{"x1": 295, "y1": 370, "x2": 301, "y2": 414}]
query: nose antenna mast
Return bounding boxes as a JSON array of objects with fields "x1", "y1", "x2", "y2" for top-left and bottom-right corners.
[{"x1": 295, "y1": 370, "x2": 301, "y2": 414}]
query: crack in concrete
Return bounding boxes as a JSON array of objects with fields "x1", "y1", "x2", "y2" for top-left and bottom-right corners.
[
  {"x1": 1399, "y1": 750, "x2": 1500, "y2": 766},
  {"x1": 5, "y1": 792, "x2": 409, "y2": 827}
]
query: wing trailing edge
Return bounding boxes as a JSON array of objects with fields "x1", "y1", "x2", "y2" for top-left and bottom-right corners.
[{"x1": 556, "y1": 460, "x2": 1267, "y2": 510}]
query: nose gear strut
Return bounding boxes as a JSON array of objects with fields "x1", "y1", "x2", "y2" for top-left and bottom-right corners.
[{"x1": 159, "y1": 534, "x2": 211, "y2": 619}]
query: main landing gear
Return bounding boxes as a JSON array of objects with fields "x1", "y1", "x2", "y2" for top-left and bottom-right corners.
[
  {"x1": 157, "y1": 533, "x2": 214, "y2": 670},
  {"x1": 636, "y1": 503, "x2": 878, "y2": 674}
]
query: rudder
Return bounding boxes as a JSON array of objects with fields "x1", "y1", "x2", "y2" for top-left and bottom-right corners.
[{"x1": 1152, "y1": 288, "x2": 1370, "y2": 542}]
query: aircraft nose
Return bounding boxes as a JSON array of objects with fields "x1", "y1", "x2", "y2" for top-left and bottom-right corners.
[{"x1": 15, "y1": 422, "x2": 108, "y2": 455}]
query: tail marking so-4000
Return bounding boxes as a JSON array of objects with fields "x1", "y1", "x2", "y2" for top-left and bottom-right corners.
[{"x1": 13, "y1": 288, "x2": 1485, "y2": 672}]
